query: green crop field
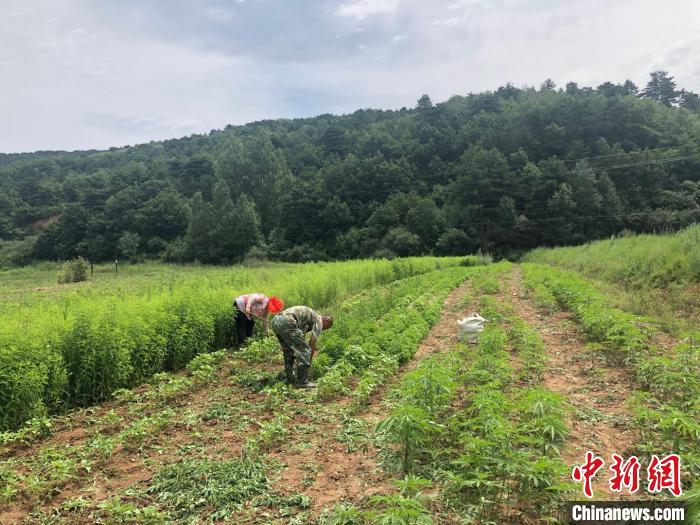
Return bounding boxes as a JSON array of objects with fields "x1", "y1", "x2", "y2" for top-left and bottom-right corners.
[
  {"x1": 0, "y1": 257, "x2": 479, "y2": 431},
  {"x1": 0, "y1": 249, "x2": 697, "y2": 524},
  {"x1": 524, "y1": 225, "x2": 700, "y2": 331}
]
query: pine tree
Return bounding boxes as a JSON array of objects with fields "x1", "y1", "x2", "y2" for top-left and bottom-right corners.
[
  {"x1": 184, "y1": 192, "x2": 214, "y2": 262},
  {"x1": 640, "y1": 70, "x2": 679, "y2": 106}
]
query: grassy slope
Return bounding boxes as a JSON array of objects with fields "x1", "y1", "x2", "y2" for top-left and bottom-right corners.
[{"x1": 523, "y1": 225, "x2": 700, "y2": 332}]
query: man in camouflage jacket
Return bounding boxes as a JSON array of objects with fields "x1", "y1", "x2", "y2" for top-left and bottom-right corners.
[{"x1": 271, "y1": 305, "x2": 333, "y2": 388}]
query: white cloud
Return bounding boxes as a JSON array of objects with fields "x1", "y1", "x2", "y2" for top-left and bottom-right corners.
[
  {"x1": 2, "y1": 0, "x2": 700, "y2": 152},
  {"x1": 336, "y1": 0, "x2": 399, "y2": 20},
  {"x1": 448, "y1": 0, "x2": 491, "y2": 8},
  {"x1": 430, "y1": 16, "x2": 465, "y2": 26}
]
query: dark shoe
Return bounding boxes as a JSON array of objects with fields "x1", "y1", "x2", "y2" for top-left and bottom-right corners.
[{"x1": 295, "y1": 366, "x2": 316, "y2": 389}]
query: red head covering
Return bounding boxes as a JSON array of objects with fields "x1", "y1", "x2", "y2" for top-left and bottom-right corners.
[{"x1": 268, "y1": 296, "x2": 284, "y2": 314}]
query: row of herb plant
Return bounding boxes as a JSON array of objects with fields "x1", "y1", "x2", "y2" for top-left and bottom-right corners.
[{"x1": 521, "y1": 263, "x2": 699, "y2": 510}]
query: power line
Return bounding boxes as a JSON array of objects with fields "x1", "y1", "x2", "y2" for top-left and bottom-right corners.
[
  {"x1": 329, "y1": 153, "x2": 700, "y2": 201},
  {"x1": 508, "y1": 153, "x2": 700, "y2": 180},
  {"x1": 505, "y1": 144, "x2": 690, "y2": 170},
  {"x1": 467, "y1": 209, "x2": 699, "y2": 226}
]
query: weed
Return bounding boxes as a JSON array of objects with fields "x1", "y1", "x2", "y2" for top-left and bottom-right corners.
[
  {"x1": 84, "y1": 433, "x2": 116, "y2": 461},
  {"x1": 238, "y1": 337, "x2": 279, "y2": 364},
  {"x1": 147, "y1": 456, "x2": 269, "y2": 521},
  {"x1": 400, "y1": 359, "x2": 456, "y2": 417},
  {"x1": 97, "y1": 498, "x2": 168, "y2": 524},
  {"x1": 57, "y1": 257, "x2": 89, "y2": 284},
  {"x1": 365, "y1": 476, "x2": 434, "y2": 525},
  {"x1": 257, "y1": 416, "x2": 290, "y2": 451},
  {"x1": 319, "y1": 503, "x2": 364, "y2": 525},
  {"x1": 186, "y1": 349, "x2": 226, "y2": 384},
  {"x1": 119, "y1": 410, "x2": 173, "y2": 451},
  {"x1": 237, "y1": 368, "x2": 281, "y2": 393},
  {"x1": 0, "y1": 460, "x2": 21, "y2": 503},
  {"x1": 1, "y1": 257, "x2": 466, "y2": 430},
  {"x1": 0, "y1": 416, "x2": 53, "y2": 448},
  {"x1": 337, "y1": 416, "x2": 371, "y2": 453}
]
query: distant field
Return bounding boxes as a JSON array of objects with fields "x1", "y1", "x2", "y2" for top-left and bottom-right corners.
[
  {"x1": 0, "y1": 261, "x2": 296, "y2": 298},
  {"x1": 523, "y1": 225, "x2": 700, "y2": 330}
]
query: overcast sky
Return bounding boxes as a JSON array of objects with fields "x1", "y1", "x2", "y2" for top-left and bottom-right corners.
[{"x1": 2, "y1": 0, "x2": 699, "y2": 153}]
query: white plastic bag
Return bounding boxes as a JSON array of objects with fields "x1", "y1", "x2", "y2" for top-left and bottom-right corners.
[{"x1": 458, "y1": 313, "x2": 486, "y2": 343}]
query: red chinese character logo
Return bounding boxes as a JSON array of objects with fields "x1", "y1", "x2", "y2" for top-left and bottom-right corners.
[
  {"x1": 609, "y1": 454, "x2": 640, "y2": 493},
  {"x1": 647, "y1": 454, "x2": 682, "y2": 497},
  {"x1": 572, "y1": 451, "x2": 604, "y2": 498}
]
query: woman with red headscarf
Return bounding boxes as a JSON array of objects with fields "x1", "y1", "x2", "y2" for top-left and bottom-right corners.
[{"x1": 234, "y1": 293, "x2": 285, "y2": 346}]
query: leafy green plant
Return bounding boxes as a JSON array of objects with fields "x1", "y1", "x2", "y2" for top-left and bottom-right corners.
[
  {"x1": 0, "y1": 416, "x2": 53, "y2": 447},
  {"x1": 0, "y1": 460, "x2": 21, "y2": 503},
  {"x1": 57, "y1": 257, "x2": 89, "y2": 284},
  {"x1": 377, "y1": 405, "x2": 444, "y2": 475},
  {"x1": 97, "y1": 498, "x2": 168, "y2": 524},
  {"x1": 316, "y1": 361, "x2": 355, "y2": 400},
  {"x1": 143, "y1": 375, "x2": 193, "y2": 403},
  {"x1": 400, "y1": 359, "x2": 456, "y2": 417},
  {"x1": 186, "y1": 350, "x2": 226, "y2": 384},
  {"x1": 257, "y1": 416, "x2": 289, "y2": 451},
  {"x1": 1, "y1": 257, "x2": 468, "y2": 431},
  {"x1": 319, "y1": 503, "x2": 364, "y2": 525},
  {"x1": 515, "y1": 389, "x2": 569, "y2": 455},
  {"x1": 237, "y1": 337, "x2": 279, "y2": 363},
  {"x1": 365, "y1": 476, "x2": 434, "y2": 525}
]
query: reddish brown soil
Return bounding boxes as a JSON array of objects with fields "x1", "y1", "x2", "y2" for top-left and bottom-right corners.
[
  {"x1": 507, "y1": 267, "x2": 641, "y2": 499},
  {"x1": 269, "y1": 278, "x2": 476, "y2": 514}
]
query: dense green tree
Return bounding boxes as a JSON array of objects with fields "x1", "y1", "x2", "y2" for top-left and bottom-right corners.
[
  {"x1": 2, "y1": 70, "x2": 700, "y2": 263},
  {"x1": 405, "y1": 197, "x2": 445, "y2": 249},
  {"x1": 680, "y1": 90, "x2": 700, "y2": 111},
  {"x1": 640, "y1": 70, "x2": 680, "y2": 106},
  {"x1": 32, "y1": 204, "x2": 88, "y2": 260},
  {"x1": 540, "y1": 78, "x2": 556, "y2": 91},
  {"x1": 183, "y1": 192, "x2": 214, "y2": 262},
  {"x1": 134, "y1": 189, "x2": 190, "y2": 241},
  {"x1": 416, "y1": 94, "x2": 433, "y2": 110},
  {"x1": 383, "y1": 227, "x2": 421, "y2": 256},
  {"x1": 565, "y1": 82, "x2": 580, "y2": 95},
  {"x1": 436, "y1": 227, "x2": 472, "y2": 255},
  {"x1": 118, "y1": 232, "x2": 141, "y2": 262}
]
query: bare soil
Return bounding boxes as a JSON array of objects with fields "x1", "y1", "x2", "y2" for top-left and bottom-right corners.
[{"x1": 506, "y1": 267, "x2": 641, "y2": 499}]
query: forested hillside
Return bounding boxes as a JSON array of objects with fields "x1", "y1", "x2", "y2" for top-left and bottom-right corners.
[{"x1": 1, "y1": 71, "x2": 699, "y2": 266}]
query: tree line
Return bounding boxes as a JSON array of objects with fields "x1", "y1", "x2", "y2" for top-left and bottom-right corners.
[{"x1": 1, "y1": 70, "x2": 699, "y2": 266}]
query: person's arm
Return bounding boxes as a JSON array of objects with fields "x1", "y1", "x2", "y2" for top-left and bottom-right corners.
[
  {"x1": 263, "y1": 311, "x2": 269, "y2": 335},
  {"x1": 309, "y1": 335, "x2": 318, "y2": 361}
]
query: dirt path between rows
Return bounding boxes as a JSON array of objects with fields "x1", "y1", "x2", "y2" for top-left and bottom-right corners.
[
  {"x1": 505, "y1": 267, "x2": 640, "y2": 500},
  {"x1": 274, "y1": 278, "x2": 476, "y2": 516}
]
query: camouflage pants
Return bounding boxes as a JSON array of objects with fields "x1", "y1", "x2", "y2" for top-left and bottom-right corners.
[{"x1": 271, "y1": 315, "x2": 312, "y2": 367}]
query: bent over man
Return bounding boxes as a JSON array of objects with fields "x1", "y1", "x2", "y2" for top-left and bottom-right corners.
[{"x1": 271, "y1": 306, "x2": 333, "y2": 388}]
